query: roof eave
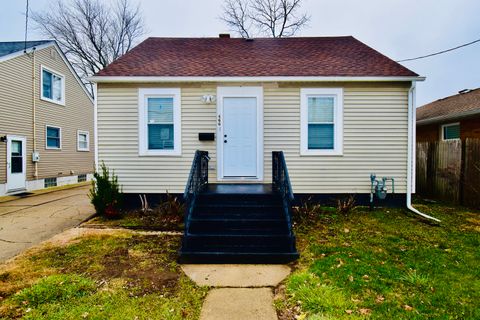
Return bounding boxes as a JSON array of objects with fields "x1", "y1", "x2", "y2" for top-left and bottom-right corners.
[
  {"x1": 417, "y1": 108, "x2": 480, "y2": 125},
  {"x1": 88, "y1": 75, "x2": 425, "y2": 83},
  {"x1": 0, "y1": 41, "x2": 55, "y2": 63}
]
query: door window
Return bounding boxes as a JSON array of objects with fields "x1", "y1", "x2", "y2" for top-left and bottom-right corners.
[{"x1": 11, "y1": 140, "x2": 23, "y2": 173}]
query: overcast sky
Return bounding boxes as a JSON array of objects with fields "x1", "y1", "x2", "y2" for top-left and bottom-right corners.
[{"x1": 1, "y1": 0, "x2": 479, "y2": 106}]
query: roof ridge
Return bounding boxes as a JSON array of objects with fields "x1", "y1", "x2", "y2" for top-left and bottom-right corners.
[{"x1": 145, "y1": 35, "x2": 355, "y2": 40}]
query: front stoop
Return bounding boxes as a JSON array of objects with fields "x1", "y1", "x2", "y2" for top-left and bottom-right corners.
[{"x1": 179, "y1": 184, "x2": 299, "y2": 264}]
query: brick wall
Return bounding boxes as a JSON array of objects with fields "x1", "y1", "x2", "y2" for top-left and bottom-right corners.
[{"x1": 417, "y1": 115, "x2": 480, "y2": 142}]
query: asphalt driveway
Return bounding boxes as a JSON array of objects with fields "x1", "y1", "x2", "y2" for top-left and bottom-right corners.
[{"x1": 0, "y1": 185, "x2": 94, "y2": 262}]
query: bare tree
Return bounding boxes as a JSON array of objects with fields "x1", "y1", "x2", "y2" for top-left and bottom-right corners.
[
  {"x1": 32, "y1": 0, "x2": 145, "y2": 83},
  {"x1": 221, "y1": 0, "x2": 309, "y2": 38}
]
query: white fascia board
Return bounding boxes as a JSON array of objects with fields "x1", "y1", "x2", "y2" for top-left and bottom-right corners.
[{"x1": 88, "y1": 75, "x2": 426, "y2": 83}]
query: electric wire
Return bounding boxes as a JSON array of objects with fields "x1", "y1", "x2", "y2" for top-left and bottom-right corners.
[{"x1": 397, "y1": 37, "x2": 480, "y2": 62}]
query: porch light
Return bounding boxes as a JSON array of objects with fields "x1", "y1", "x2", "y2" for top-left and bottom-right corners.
[{"x1": 201, "y1": 95, "x2": 216, "y2": 104}]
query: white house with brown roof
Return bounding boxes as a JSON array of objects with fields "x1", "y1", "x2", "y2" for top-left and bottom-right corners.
[
  {"x1": 90, "y1": 35, "x2": 434, "y2": 262},
  {"x1": 0, "y1": 41, "x2": 94, "y2": 196},
  {"x1": 90, "y1": 35, "x2": 423, "y2": 199}
]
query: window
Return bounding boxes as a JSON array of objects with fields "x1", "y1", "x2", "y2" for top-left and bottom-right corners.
[
  {"x1": 441, "y1": 123, "x2": 460, "y2": 141},
  {"x1": 77, "y1": 130, "x2": 90, "y2": 151},
  {"x1": 138, "y1": 88, "x2": 181, "y2": 156},
  {"x1": 41, "y1": 66, "x2": 65, "y2": 105},
  {"x1": 11, "y1": 140, "x2": 23, "y2": 173},
  {"x1": 78, "y1": 174, "x2": 87, "y2": 183},
  {"x1": 44, "y1": 177, "x2": 57, "y2": 188},
  {"x1": 300, "y1": 88, "x2": 343, "y2": 155},
  {"x1": 46, "y1": 126, "x2": 61, "y2": 149}
]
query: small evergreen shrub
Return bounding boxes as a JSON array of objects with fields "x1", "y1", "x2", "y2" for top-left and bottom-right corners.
[{"x1": 89, "y1": 162, "x2": 122, "y2": 218}]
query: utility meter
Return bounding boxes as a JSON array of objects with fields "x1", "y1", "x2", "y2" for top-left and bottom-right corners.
[{"x1": 32, "y1": 151, "x2": 40, "y2": 162}]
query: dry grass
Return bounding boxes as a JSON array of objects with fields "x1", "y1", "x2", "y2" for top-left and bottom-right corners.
[{"x1": 0, "y1": 230, "x2": 207, "y2": 319}]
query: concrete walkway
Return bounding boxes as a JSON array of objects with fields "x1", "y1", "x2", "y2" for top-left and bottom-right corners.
[
  {"x1": 182, "y1": 264, "x2": 291, "y2": 320},
  {"x1": 0, "y1": 185, "x2": 94, "y2": 262}
]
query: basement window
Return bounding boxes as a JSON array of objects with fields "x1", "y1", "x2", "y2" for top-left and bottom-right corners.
[
  {"x1": 44, "y1": 177, "x2": 57, "y2": 188},
  {"x1": 300, "y1": 88, "x2": 343, "y2": 155},
  {"x1": 441, "y1": 123, "x2": 460, "y2": 141},
  {"x1": 78, "y1": 174, "x2": 87, "y2": 183},
  {"x1": 138, "y1": 88, "x2": 181, "y2": 156}
]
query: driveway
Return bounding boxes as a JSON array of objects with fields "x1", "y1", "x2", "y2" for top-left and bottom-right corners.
[{"x1": 0, "y1": 185, "x2": 94, "y2": 262}]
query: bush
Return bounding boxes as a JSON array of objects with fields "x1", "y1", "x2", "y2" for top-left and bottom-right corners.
[
  {"x1": 336, "y1": 195, "x2": 356, "y2": 215},
  {"x1": 292, "y1": 196, "x2": 322, "y2": 223},
  {"x1": 159, "y1": 191, "x2": 185, "y2": 217},
  {"x1": 89, "y1": 162, "x2": 122, "y2": 218}
]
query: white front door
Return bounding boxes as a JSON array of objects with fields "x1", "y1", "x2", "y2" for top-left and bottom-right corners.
[
  {"x1": 6, "y1": 136, "x2": 27, "y2": 192},
  {"x1": 223, "y1": 97, "x2": 258, "y2": 178}
]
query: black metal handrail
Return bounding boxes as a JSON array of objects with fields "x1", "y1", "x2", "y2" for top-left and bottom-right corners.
[
  {"x1": 183, "y1": 150, "x2": 209, "y2": 233},
  {"x1": 272, "y1": 151, "x2": 294, "y2": 235}
]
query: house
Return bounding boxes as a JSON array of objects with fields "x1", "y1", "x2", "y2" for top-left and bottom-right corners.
[
  {"x1": 417, "y1": 88, "x2": 480, "y2": 142},
  {"x1": 90, "y1": 35, "x2": 423, "y2": 262},
  {"x1": 0, "y1": 41, "x2": 94, "y2": 196}
]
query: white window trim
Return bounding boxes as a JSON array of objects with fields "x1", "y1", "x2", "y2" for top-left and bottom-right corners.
[
  {"x1": 77, "y1": 130, "x2": 90, "y2": 152},
  {"x1": 440, "y1": 122, "x2": 460, "y2": 141},
  {"x1": 138, "y1": 88, "x2": 181, "y2": 156},
  {"x1": 40, "y1": 65, "x2": 66, "y2": 106},
  {"x1": 300, "y1": 88, "x2": 344, "y2": 156},
  {"x1": 45, "y1": 125, "x2": 62, "y2": 150}
]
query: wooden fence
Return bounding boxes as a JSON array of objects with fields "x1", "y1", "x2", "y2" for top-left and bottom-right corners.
[{"x1": 416, "y1": 138, "x2": 480, "y2": 208}]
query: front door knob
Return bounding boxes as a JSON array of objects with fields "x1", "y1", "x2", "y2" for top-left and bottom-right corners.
[{"x1": 224, "y1": 140, "x2": 227, "y2": 143}]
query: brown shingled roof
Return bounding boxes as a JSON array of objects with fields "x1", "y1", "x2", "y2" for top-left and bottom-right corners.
[
  {"x1": 417, "y1": 88, "x2": 480, "y2": 123},
  {"x1": 95, "y1": 36, "x2": 418, "y2": 78}
]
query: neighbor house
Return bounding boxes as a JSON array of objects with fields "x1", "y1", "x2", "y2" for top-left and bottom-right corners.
[
  {"x1": 90, "y1": 35, "x2": 423, "y2": 262},
  {"x1": 0, "y1": 41, "x2": 94, "y2": 196},
  {"x1": 417, "y1": 88, "x2": 480, "y2": 142}
]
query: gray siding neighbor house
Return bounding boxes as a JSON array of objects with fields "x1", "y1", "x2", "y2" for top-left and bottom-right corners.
[{"x1": 0, "y1": 41, "x2": 94, "y2": 195}]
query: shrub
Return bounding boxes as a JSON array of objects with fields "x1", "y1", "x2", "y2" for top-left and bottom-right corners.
[
  {"x1": 336, "y1": 195, "x2": 356, "y2": 215},
  {"x1": 159, "y1": 191, "x2": 185, "y2": 217},
  {"x1": 89, "y1": 162, "x2": 122, "y2": 218},
  {"x1": 292, "y1": 196, "x2": 322, "y2": 223}
]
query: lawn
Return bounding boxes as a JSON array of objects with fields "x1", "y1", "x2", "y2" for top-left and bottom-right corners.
[
  {"x1": 0, "y1": 230, "x2": 207, "y2": 319},
  {"x1": 276, "y1": 200, "x2": 480, "y2": 319}
]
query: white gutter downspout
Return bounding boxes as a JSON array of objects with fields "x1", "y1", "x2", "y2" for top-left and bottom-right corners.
[
  {"x1": 93, "y1": 83, "x2": 98, "y2": 172},
  {"x1": 407, "y1": 81, "x2": 440, "y2": 222}
]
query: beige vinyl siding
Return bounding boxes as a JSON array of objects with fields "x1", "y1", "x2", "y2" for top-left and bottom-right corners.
[
  {"x1": 34, "y1": 47, "x2": 94, "y2": 179},
  {"x1": 264, "y1": 83, "x2": 409, "y2": 193},
  {"x1": 0, "y1": 46, "x2": 94, "y2": 184},
  {"x1": 97, "y1": 82, "x2": 409, "y2": 194},
  {"x1": 97, "y1": 84, "x2": 217, "y2": 192},
  {"x1": 0, "y1": 54, "x2": 34, "y2": 183}
]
